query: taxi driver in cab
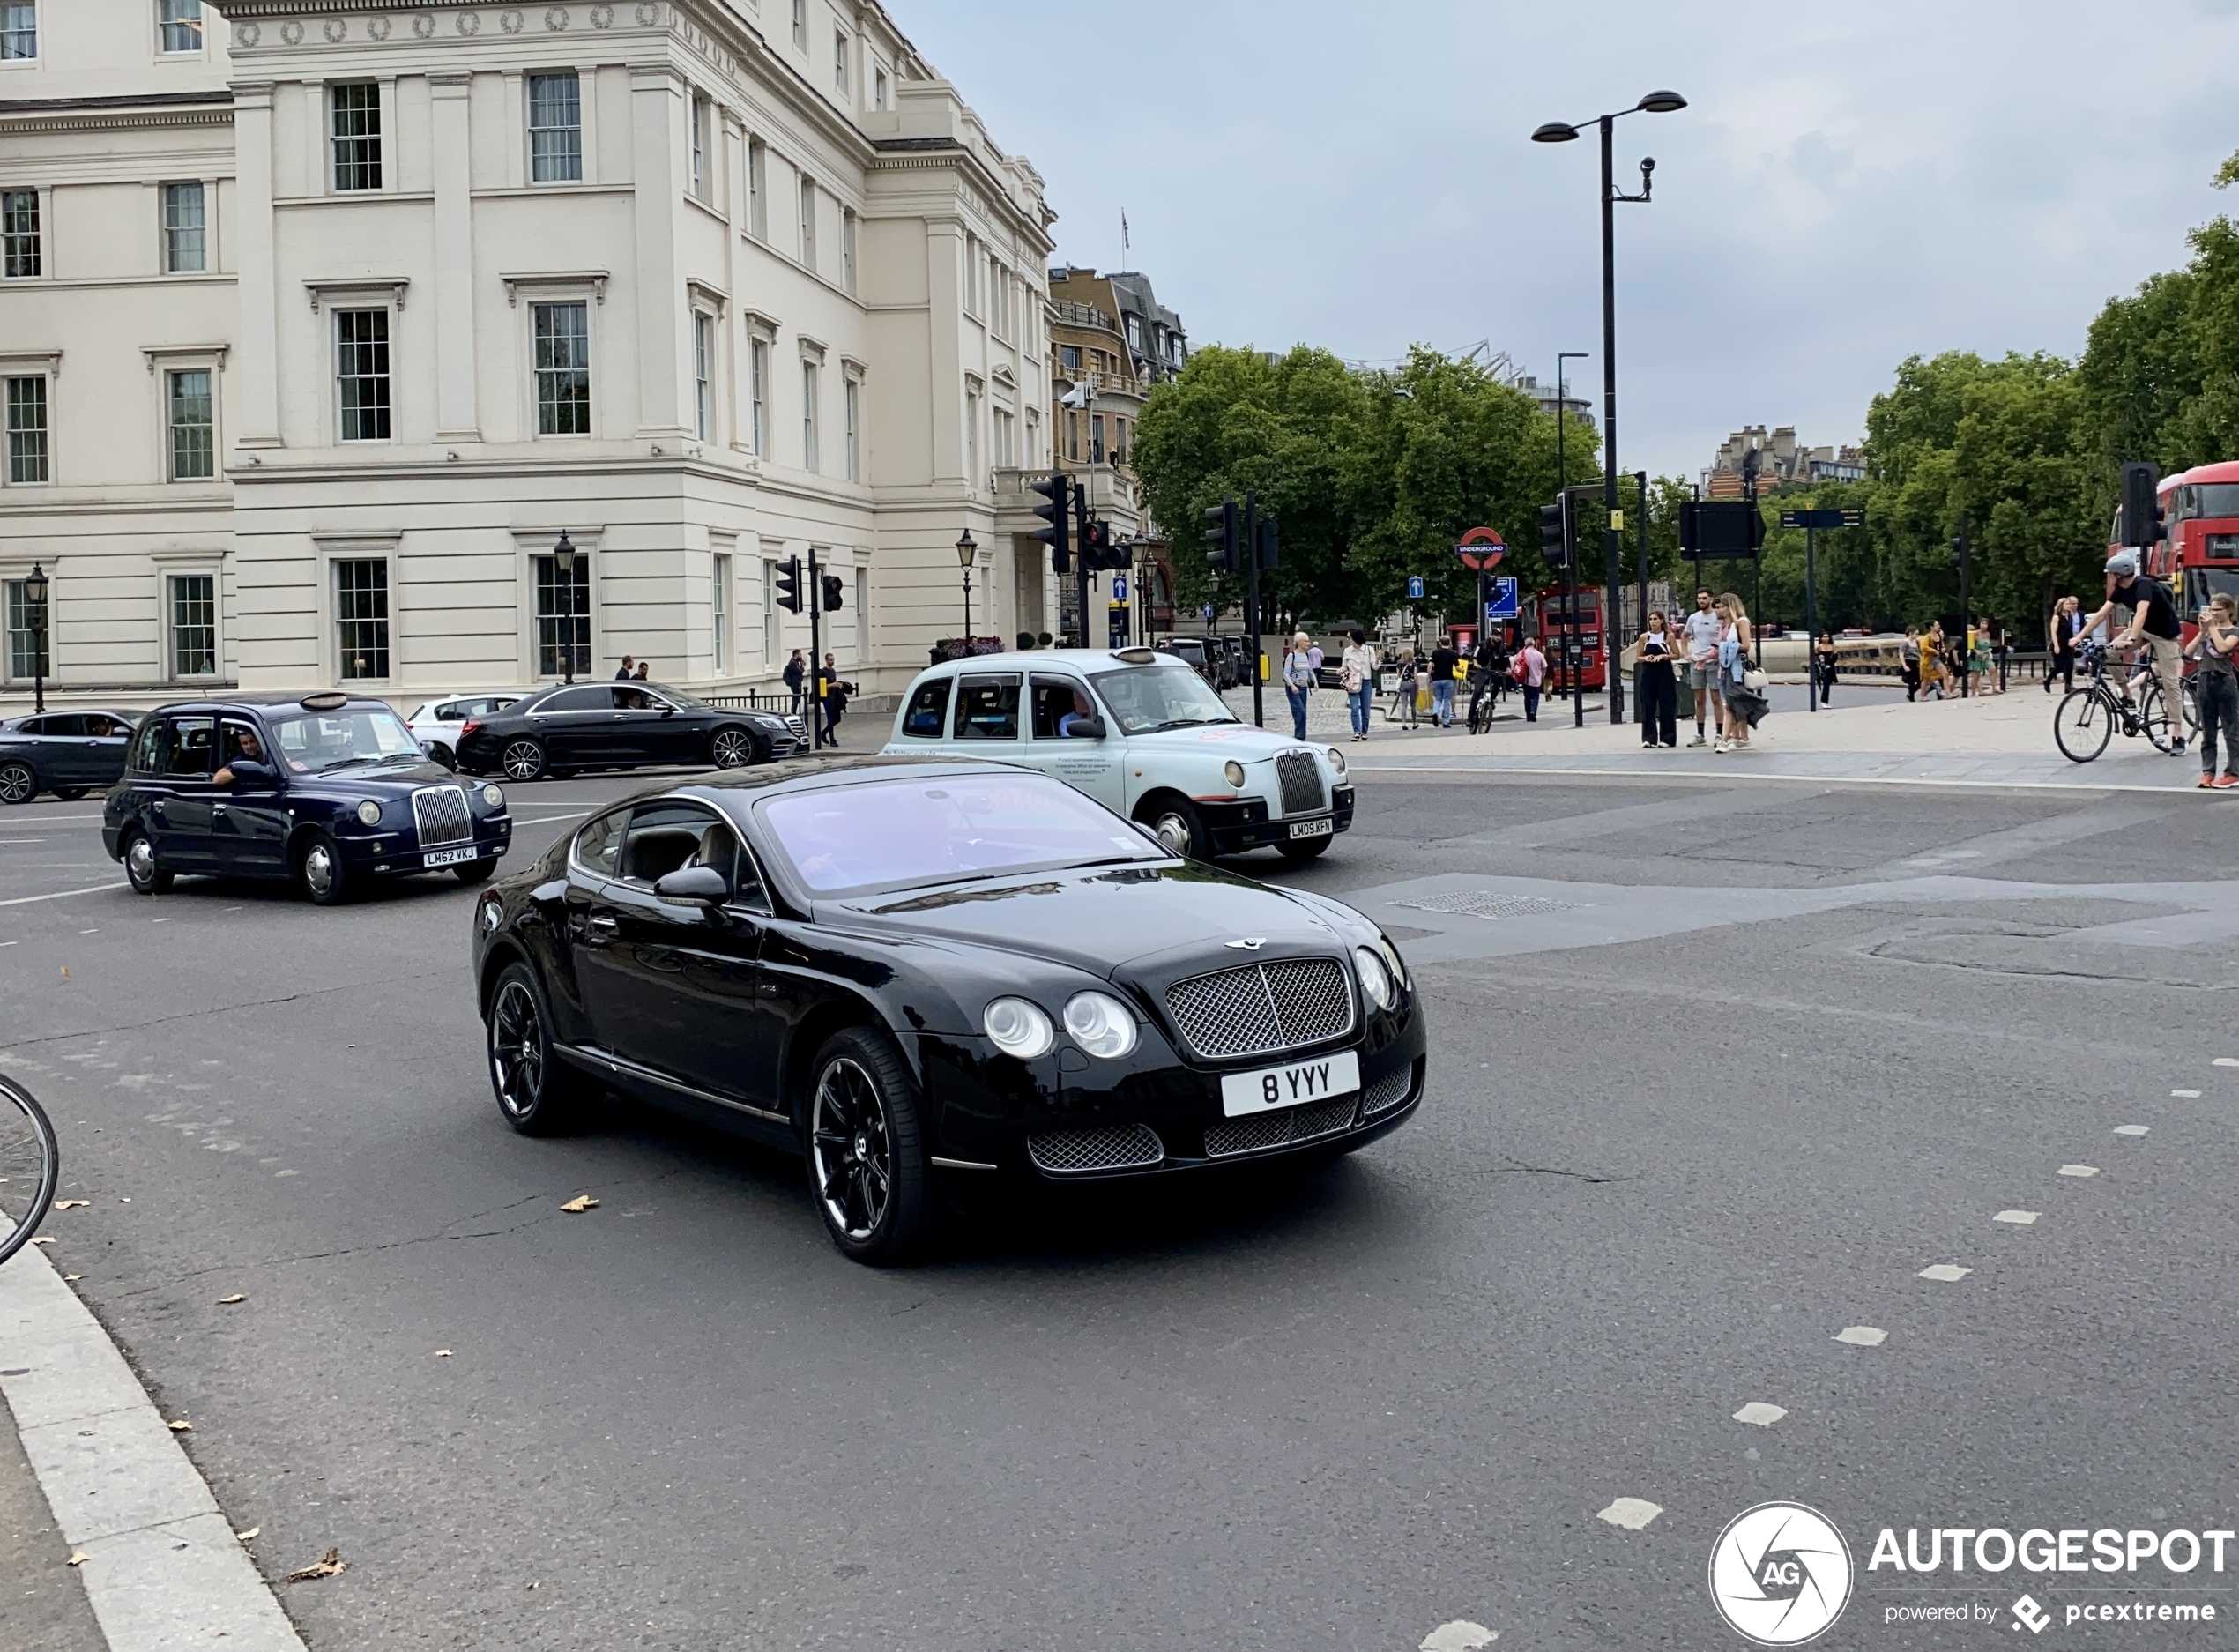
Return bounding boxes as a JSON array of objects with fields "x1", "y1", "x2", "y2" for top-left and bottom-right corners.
[
  {"x1": 212, "y1": 726, "x2": 276, "y2": 787},
  {"x1": 1059, "y1": 688, "x2": 1099, "y2": 738}
]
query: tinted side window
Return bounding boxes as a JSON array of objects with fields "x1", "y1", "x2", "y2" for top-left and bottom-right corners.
[
  {"x1": 161, "y1": 717, "x2": 214, "y2": 778},
  {"x1": 571, "y1": 808, "x2": 627, "y2": 878},
  {"x1": 539, "y1": 686, "x2": 612, "y2": 713},
  {"x1": 25, "y1": 715, "x2": 70, "y2": 735},
  {"x1": 619, "y1": 800, "x2": 730, "y2": 887},
  {"x1": 431, "y1": 701, "x2": 463, "y2": 721},
  {"x1": 1030, "y1": 675, "x2": 1088, "y2": 739},
  {"x1": 953, "y1": 675, "x2": 1020, "y2": 740},
  {"x1": 127, "y1": 720, "x2": 167, "y2": 774},
  {"x1": 900, "y1": 679, "x2": 951, "y2": 739}
]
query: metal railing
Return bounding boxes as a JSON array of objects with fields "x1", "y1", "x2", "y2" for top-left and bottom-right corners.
[{"x1": 1053, "y1": 300, "x2": 1120, "y2": 333}]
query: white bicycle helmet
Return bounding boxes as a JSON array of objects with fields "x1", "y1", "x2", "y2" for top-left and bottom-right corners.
[{"x1": 2105, "y1": 549, "x2": 2141, "y2": 577}]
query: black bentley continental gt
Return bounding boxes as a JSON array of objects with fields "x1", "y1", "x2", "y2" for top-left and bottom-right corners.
[{"x1": 471, "y1": 755, "x2": 1424, "y2": 1263}]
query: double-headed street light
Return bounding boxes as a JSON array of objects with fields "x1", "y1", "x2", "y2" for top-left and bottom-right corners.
[
  {"x1": 956, "y1": 527, "x2": 978, "y2": 645},
  {"x1": 25, "y1": 561, "x2": 48, "y2": 714},
  {"x1": 1533, "y1": 88, "x2": 1687, "y2": 726}
]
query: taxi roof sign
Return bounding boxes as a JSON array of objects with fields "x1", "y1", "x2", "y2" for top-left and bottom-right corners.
[{"x1": 299, "y1": 691, "x2": 352, "y2": 711}]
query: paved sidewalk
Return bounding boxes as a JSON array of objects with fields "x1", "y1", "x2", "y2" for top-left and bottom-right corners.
[{"x1": 0, "y1": 1369, "x2": 106, "y2": 1652}]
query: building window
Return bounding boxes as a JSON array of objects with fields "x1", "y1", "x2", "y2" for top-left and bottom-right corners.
[
  {"x1": 711, "y1": 552, "x2": 730, "y2": 674},
  {"x1": 689, "y1": 94, "x2": 710, "y2": 202},
  {"x1": 4, "y1": 376, "x2": 48, "y2": 483},
  {"x1": 798, "y1": 176, "x2": 816, "y2": 270},
  {"x1": 157, "y1": 0, "x2": 202, "y2": 53},
  {"x1": 841, "y1": 208, "x2": 857, "y2": 294},
  {"x1": 532, "y1": 301, "x2": 591, "y2": 435},
  {"x1": 4, "y1": 579, "x2": 44, "y2": 679},
  {"x1": 964, "y1": 387, "x2": 978, "y2": 481},
  {"x1": 749, "y1": 337, "x2": 769, "y2": 456},
  {"x1": 1126, "y1": 314, "x2": 1142, "y2": 352},
  {"x1": 161, "y1": 182, "x2": 205, "y2": 272},
  {"x1": 834, "y1": 30, "x2": 848, "y2": 95},
  {"x1": 1066, "y1": 409, "x2": 1079, "y2": 462},
  {"x1": 1090, "y1": 413, "x2": 1105, "y2": 465},
  {"x1": 167, "y1": 368, "x2": 213, "y2": 480},
  {"x1": 528, "y1": 71, "x2": 582, "y2": 184},
  {"x1": 1025, "y1": 407, "x2": 1039, "y2": 466},
  {"x1": 1112, "y1": 416, "x2": 1127, "y2": 465},
  {"x1": 747, "y1": 138, "x2": 766, "y2": 238},
  {"x1": 993, "y1": 406, "x2": 1014, "y2": 469},
  {"x1": 874, "y1": 68, "x2": 888, "y2": 111},
  {"x1": 801, "y1": 360, "x2": 819, "y2": 471},
  {"x1": 0, "y1": 3, "x2": 35, "y2": 59},
  {"x1": 334, "y1": 558, "x2": 390, "y2": 681},
  {"x1": 1059, "y1": 343, "x2": 1080, "y2": 375},
  {"x1": 790, "y1": 0, "x2": 803, "y2": 49},
  {"x1": 1, "y1": 189, "x2": 41, "y2": 279},
  {"x1": 335, "y1": 309, "x2": 391, "y2": 442},
  {"x1": 963, "y1": 234, "x2": 978, "y2": 314},
  {"x1": 535, "y1": 553, "x2": 590, "y2": 678},
  {"x1": 331, "y1": 82, "x2": 383, "y2": 192},
  {"x1": 844, "y1": 377, "x2": 859, "y2": 481},
  {"x1": 168, "y1": 573, "x2": 216, "y2": 678},
  {"x1": 762, "y1": 559, "x2": 777, "y2": 661},
  {"x1": 693, "y1": 312, "x2": 712, "y2": 442},
  {"x1": 853, "y1": 568, "x2": 867, "y2": 655}
]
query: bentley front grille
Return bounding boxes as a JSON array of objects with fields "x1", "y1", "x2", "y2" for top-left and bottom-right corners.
[
  {"x1": 1275, "y1": 749, "x2": 1327, "y2": 817},
  {"x1": 1163, "y1": 958, "x2": 1353, "y2": 1061},
  {"x1": 412, "y1": 785, "x2": 472, "y2": 846},
  {"x1": 1362, "y1": 1064, "x2": 1416, "y2": 1118},
  {"x1": 1026, "y1": 1123, "x2": 1165, "y2": 1175},
  {"x1": 1203, "y1": 1094, "x2": 1358, "y2": 1159}
]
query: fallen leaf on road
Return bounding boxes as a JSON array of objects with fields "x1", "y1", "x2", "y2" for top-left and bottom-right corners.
[
  {"x1": 217, "y1": 1294, "x2": 245, "y2": 1305},
  {"x1": 167, "y1": 1419, "x2": 192, "y2": 1432},
  {"x1": 234, "y1": 1528, "x2": 259, "y2": 1542},
  {"x1": 63, "y1": 1274, "x2": 82, "y2": 1282},
  {"x1": 54, "y1": 1199, "x2": 89, "y2": 1209},
  {"x1": 526, "y1": 1581, "x2": 540, "y2": 1590},
  {"x1": 66, "y1": 1552, "x2": 88, "y2": 1567},
  {"x1": 30, "y1": 1236, "x2": 53, "y2": 1246},
  {"x1": 286, "y1": 1548, "x2": 347, "y2": 1583},
  {"x1": 434, "y1": 1349, "x2": 451, "y2": 1358},
  {"x1": 560, "y1": 1195, "x2": 599, "y2": 1213},
  {"x1": 59, "y1": 967, "x2": 68, "y2": 979}
]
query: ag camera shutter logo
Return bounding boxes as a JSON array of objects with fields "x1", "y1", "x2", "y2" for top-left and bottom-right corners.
[{"x1": 1708, "y1": 1501, "x2": 1855, "y2": 1645}]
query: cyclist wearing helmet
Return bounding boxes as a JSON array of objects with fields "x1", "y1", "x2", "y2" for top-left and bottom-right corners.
[{"x1": 2075, "y1": 549, "x2": 2188, "y2": 753}]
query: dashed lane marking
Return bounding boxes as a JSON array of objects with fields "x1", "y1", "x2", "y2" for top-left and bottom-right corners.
[
  {"x1": 1995, "y1": 1210, "x2": 2040, "y2": 1224},
  {"x1": 2057, "y1": 1165, "x2": 2100, "y2": 1178},
  {"x1": 0, "y1": 882, "x2": 118, "y2": 909},
  {"x1": 2215, "y1": 1058, "x2": 2239, "y2": 1068},
  {"x1": 1596, "y1": 1498, "x2": 1663, "y2": 1531},
  {"x1": 1420, "y1": 1623, "x2": 1499, "y2": 1651},
  {"x1": 2173, "y1": 1089, "x2": 2201, "y2": 1098},
  {"x1": 2115, "y1": 1125, "x2": 2150, "y2": 1136},
  {"x1": 1834, "y1": 1326, "x2": 1887, "y2": 1347},
  {"x1": 1733, "y1": 1403, "x2": 1788, "y2": 1426},
  {"x1": 1918, "y1": 1264, "x2": 1972, "y2": 1282}
]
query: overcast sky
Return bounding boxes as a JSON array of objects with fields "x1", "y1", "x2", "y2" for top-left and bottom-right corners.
[{"x1": 902, "y1": 0, "x2": 2239, "y2": 482}]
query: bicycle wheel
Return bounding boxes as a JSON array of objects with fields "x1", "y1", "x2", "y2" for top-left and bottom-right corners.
[
  {"x1": 2055, "y1": 688, "x2": 2113, "y2": 763},
  {"x1": 2139, "y1": 683, "x2": 2177, "y2": 753},
  {"x1": 0, "y1": 1074, "x2": 59, "y2": 1269}
]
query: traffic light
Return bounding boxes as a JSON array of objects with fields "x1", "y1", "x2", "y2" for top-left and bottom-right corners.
[
  {"x1": 1254, "y1": 515, "x2": 1280, "y2": 571},
  {"x1": 820, "y1": 573, "x2": 844, "y2": 612},
  {"x1": 1539, "y1": 501, "x2": 1571, "y2": 567},
  {"x1": 2121, "y1": 461, "x2": 2164, "y2": 547},
  {"x1": 775, "y1": 555, "x2": 802, "y2": 614},
  {"x1": 1029, "y1": 472, "x2": 1072, "y2": 572},
  {"x1": 1203, "y1": 498, "x2": 1239, "y2": 573}
]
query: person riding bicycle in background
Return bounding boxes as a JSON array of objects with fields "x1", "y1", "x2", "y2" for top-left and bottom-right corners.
[{"x1": 2076, "y1": 549, "x2": 2189, "y2": 754}]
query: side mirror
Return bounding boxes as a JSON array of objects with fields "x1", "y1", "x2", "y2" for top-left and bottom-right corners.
[
  {"x1": 421, "y1": 740, "x2": 457, "y2": 771},
  {"x1": 659, "y1": 705, "x2": 675, "y2": 717},
  {"x1": 653, "y1": 864, "x2": 730, "y2": 906},
  {"x1": 1070, "y1": 716, "x2": 1107, "y2": 740}
]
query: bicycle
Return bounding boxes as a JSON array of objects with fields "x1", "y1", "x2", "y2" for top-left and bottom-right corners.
[
  {"x1": 2054, "y1": 642, "x2": 2182, "y2": 762},
  {"x1": 1466, "y1": 671, "x2": 1506, "y2": 734},
  {"x1": 0, "y1": 1072, "x2": 59, "y2": 1269}
]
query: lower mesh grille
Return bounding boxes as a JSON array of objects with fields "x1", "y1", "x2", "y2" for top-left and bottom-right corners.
[
  {"x1": 1203, "y1": 1094, "x2": 1358, "y2": 1159},
  {"x1": 1027, "y1": 1123, "x2": 1164, "y2": 1174},
  {"x1": 1362, "y1": 1065, "x2": 1415, "y2": 1117}
]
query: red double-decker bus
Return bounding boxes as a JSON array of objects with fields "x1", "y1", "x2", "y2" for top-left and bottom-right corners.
[
  {"x1": 2140, "y1": 461, "x2": 2239, "y2": 631},
  {"x1": 1523, "y1": 586, "x2": 1607, "y2": 691}
]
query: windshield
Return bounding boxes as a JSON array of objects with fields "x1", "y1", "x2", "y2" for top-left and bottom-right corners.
[
  {"x1": 761, "y1": 773, "x2": 1159, "y2": 896},
  {"x1": 2188, "y1": 484, "x2": 2239, "y2": 521},
  {"x1": 267, "y1": 708, "x2": 424, "y2": 775},
  {"x1": 1089, "y1": 664, "x2": 1237, "y2": 734},
  {"x1": 2191, "y1": 568, "x2": 2239, "y2": 609}
]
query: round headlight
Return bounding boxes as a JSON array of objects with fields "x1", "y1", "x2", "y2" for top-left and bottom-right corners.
[
  {"x1": 481, "y1": 783, "x2": 505, "y2": 809},
  {"x1": 1377, "y1": 935, "x2": 1410, "y2": 993},
  {"x1": 1063, "y1": 991, "x2": 1139, "y2": 1060},
  {"x1": 1355, "y1": 945, "x2": 1395, "y2": 1012},
  {"x1": 354, "y1": 800, "x2": 383, "y2": 827},
  {"x1": 1224, "y1": 760, "x2": 1246, "y2": 789},
  {"x1": 1328, "y1": 746, "x2": 1347, "y2": 775},
  {"x1": 983, "y1": 997, "x2": 1055, "y2": 1059}
]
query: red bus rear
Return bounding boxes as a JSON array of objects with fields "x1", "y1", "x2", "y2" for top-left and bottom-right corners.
[
  {"x1": 2142, "y1": 461, "x2": 2239, "y2": 636},
  {"x1": 1523, "y1": 586, "x2": 1607, "y2": 691}
]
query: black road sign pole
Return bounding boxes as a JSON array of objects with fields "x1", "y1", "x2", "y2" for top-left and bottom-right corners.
[
  {"x1": 1567, "y1": 492, "x2": 1582, "y2": 727},
  {"x1": 1956, "y1": 511, "x2": 1972, "y2": 700},
  {"x1": 1805, "y1": 524, "x2": 1817, "y2": 715},
  {"x1": 807, "y1": 546, "x2": 825, "y2": 748},
  {"x1": 1245, "y1": 488, "x2": 1263, "y2": 728},
  {"x1": 1635, "y1": 469, "x2": 1649, "y2": 704}
]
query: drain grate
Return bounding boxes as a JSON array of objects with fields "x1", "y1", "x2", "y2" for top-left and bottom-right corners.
[{"x1": 1387, "y1": 889, "x2": 1576, "y2": 921}]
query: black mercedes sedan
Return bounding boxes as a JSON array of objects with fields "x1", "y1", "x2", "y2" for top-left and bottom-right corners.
[
  {"x1": 452, "y1": 681, "x2": 801, "y2": 782},
  {"x1": 0, "y1": 708, "x2": 142, "y2": 804},
  {"x1": 103, "y1": 692, "x2": 513, "y2": 904},
  {"x1": 471, "y1": 755, "x2": 1424, "y2": 1263}
]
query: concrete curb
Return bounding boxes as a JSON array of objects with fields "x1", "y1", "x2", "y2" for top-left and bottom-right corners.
[
  {"x1": 1350, "y1": 760, "x2": 2206, "y2": 796},
  {"x1": 0, "y1": 1248, "x2": 306, "y2": 1652}
]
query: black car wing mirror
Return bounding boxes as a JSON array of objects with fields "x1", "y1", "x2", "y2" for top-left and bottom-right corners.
[
  {"x1": 1070, "y1": 716, "x2": 1107, "y2": 740},
  {"x1": 421, "y1": 740, "x2": 457, "y2": 771},
  {"x1": 653, "y1": 864, "x2": 731, "y2": 906}
]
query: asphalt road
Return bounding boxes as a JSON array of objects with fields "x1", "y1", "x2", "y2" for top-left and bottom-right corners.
[{"x1": 3, "y1": 757, "x2": 2236, "y2": 1650}]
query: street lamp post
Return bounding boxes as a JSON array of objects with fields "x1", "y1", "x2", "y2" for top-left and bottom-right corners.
[
  {"x1": 956, "y1": 528, "x2": 978, "y2": 645},
  {"x1": 1533, "y1": 88, "x2": 1687, "y2": 726},
  {"x1": 552, "y1": 532, "x2": 579, "y2": 684},
  {"x1": 25, "y1": 561, "x2": 48, "y2": 715}
]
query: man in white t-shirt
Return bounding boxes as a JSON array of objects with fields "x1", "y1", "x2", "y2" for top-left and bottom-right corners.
[{"x1": 1681, "y1": 586, "x2": 1725, "y2": 748}]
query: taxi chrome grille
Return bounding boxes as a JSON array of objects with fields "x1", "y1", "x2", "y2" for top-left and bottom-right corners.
[
  {"x1": 1362, "y1": 1063, "x2": 1416, "y2": 1117},
  {"x1": 1204, "y1": 1094, "x2": 1358, "y2": 1159},
  {"x1": 1027, "y1": 1123, "x2": 1164, "y2": 1175},
  {"x1": 1275, "y1": 749, "x2": 1326, "y2": 817},
  {"x1": 412, "y1": 785, "x2": 472, "y2": 846},
  {"x1": 1163, "y1": 958, "x2": 1353, "y2": 1060}
]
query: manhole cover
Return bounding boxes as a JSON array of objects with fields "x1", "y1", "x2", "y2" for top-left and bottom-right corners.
[{"x1": 1387, "y1": 889, "x2": 1576, "y2": 920}]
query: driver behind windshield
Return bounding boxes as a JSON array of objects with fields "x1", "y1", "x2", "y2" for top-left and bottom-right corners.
[{"x1": 212, "y1": 726, "x2": 274, "y2": 786}]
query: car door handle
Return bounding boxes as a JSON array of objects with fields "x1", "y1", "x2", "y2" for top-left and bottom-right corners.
[
  {"x1": 585, "y1": 912, "x2": 619, "y2": 943},
  {"x1": 151, "y1": 800, "x2": 167, "y2": 815},
  {"x1": 212, "y1": 803, "x2": 228, "y2": 816}
]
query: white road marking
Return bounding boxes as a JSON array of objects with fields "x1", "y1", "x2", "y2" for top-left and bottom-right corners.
[
  {"x1": 1596, "y1": 1497, "x2": 1662, "y2": 1531},
  {"x1": 2172, "y1": 1088, "x2": 2201, "y2": 1097},
  {"x1": 2115, "y1": 1125, "x2": 2149, "y2": 1136},
  {"x1": 78, "y1": 928, "x2": 98, "y2": 934},
  {"x1": 2057, "y1": 1165, "x2": 2100, "y2": 1178},
  {"x1": 1733, "y1": 1403, "x2": 1787, "y2": 1426},
  {"x1": 0, "y1": 882, "x2": 117, "y2": 909},
  {"x1": 1834, "y1": 1326, "x2": 1887, "y2": 1347},
  {"x1": 2215, "y1": 1058, "x2": 2239, "y2": 1068},
  {"x1": 1918, "y1": 1264, "x2": 1972, "y2": 1282},
  {"x1": 1994, "y1": 1209, "x2": 2040, "y2": 1224},
  {"x1": 1420, "y1": 1623, "x2": 1499, "y2": 1651}
]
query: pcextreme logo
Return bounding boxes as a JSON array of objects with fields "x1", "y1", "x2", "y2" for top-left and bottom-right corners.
[{"x1": 1708, "y1": 1502, "x2": 1856, "y2": 1646}]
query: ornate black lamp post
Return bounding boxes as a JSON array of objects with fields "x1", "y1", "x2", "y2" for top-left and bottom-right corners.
[
  {"x1": 956, "y1": 528, "x2": 978, "y2": 644},
  {"x1": 25, "y1": 561, "x2": 48, "y2": 714},
  {"x1": 553, "y1": 532, "x2": 579, "y2": 684}
]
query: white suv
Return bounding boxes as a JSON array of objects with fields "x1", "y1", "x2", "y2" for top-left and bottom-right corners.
[
  {"x1": 880, "y1": 647, "x2": 1354, "y2": 860},
  {"x1": 405, "y1": 691, "x2": 527, "y2": 765}
]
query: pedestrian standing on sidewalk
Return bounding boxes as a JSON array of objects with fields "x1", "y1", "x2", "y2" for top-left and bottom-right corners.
[
  {"x1": 1516, "y1": 634, "x2": 1547, "y2": 723},
  {"x1": 784, "y1": 649, "x2": 807, "y2": 716},
  {"x1": 1395, "y1": 648, "x2": 1421, "y2": 729},
  {"x1": 2047, "y1": 596, "x2": 2082, "y2": 694},
  {"x1": 1901, "y1": 625, "x2": 1922, "y2": 701},
  {"x1": 1637, "y1": 612, "x2": 1678, "y2": 748},
  {"x1": 1715, "y1": 593, "x2": 1759, "y2": 752},
  {"x1": 1921, "y1": 621, "x2": 1946, "y2": 699},
  {"x1": 1283, "y1": 632, "x2": 1317, "y2": 740},
  {"x1": 1429, "y1": 634, "x2": 1461, "y2": 728},
  {"x1": 1813, "y1": 632, "x2": 1839, "y2": 706},
  {"x1": 1340, "y1": 629, "x2": 1377, "y2": 742},
  {"x1": 2188, "y1": 594, "x2": 2239, "y2": 787},
  {"x1": 1683, "y1": 587, "x2": 1725, "y2": 747}
]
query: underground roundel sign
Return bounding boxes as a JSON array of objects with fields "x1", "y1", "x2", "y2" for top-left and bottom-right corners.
[{"x1": 1455, "y1": 526, "x2": 1505, "y2": 572}]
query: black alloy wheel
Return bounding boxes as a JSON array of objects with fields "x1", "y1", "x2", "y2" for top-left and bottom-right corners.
[
  {"x1": 51, "y1": 787, "x2": 88, "y2": 801},
  {"x1": 710, "y1": 726, "x2": 754, "y2": 769},
  {"x1": 0, "y1": 762, "x2": 34, "y2": 806},
  {"x1": 807, "y1": 1027, "x2": 940, "y2": 1266},
  {"x1": 297, "y1": 830, "x2": 353, "y2": 905},
  {"x1": 122, "y1": 830, "x2": 173, "y2": 895},
  {"x1": 501, "y1": 738, "x2": 548, "y2": 782},
  {"x1": 1140, "y1": 797, "x2": 1209, "y2": 860},
  {"x1": 453, "y1": 859, "x2": 496, "y2": 884},
  {"x1": 487, "y1": 963, "x2": 597, "y2": 1135},
  {"x1": 1276, "y1": 833, "x2": 1334, "y2": 862}
]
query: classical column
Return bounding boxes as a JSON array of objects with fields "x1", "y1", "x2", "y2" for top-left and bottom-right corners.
[
  {"x1": 231, "y1": 81, "x2": 281, "y2": 448},
  {"x1": 629, "y1": 64, "x2": 690, "y2": 438},
  {"x1": 430, "y1": 72, "x2": 480, "y2": 442}
]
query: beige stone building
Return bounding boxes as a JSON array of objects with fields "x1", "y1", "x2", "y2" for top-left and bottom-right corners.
[{"x1": 0, "y1": 0, "x2": 1059, "y2": 702}]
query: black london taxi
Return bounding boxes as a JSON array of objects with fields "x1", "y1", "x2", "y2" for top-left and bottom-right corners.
[{"x1": 102, "y1": 692, "x2": 513, "y2": 904}]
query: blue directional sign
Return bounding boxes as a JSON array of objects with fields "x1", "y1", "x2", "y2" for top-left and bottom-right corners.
[
  {"x1": 1111, "y1": 574, "x2": 1128, "y2": 601},
  {"x1": 1484, "y1": 576, "x2": 1519, "y2": 621},
  {"x1": 1201, "y1": 603, "x2": 1216, "y2": 621},
  {"x1": 1407, "y1": 576, "x2": 1426, "y2": 600}
]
